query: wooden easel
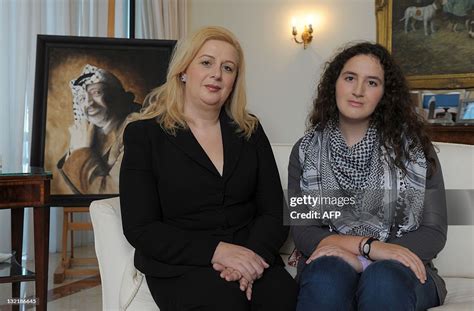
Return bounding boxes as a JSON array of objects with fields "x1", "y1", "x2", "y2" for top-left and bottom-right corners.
[{"x1": 53, "y1": 207, "x2": 99, "y2": 284}]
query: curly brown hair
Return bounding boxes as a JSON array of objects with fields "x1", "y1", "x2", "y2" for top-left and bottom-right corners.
[{"x1": 308, "y1": 42, "x2": 435, "y2": 173}]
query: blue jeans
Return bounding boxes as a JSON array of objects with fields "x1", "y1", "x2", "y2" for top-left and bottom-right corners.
[{"x1": 296, "y1": 256, "x2": 439, "y2": 311}]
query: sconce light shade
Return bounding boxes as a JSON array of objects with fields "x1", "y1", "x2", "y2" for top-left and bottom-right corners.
[{"x1": 292, "y1": 23, "x2": 313, "y2": 49}]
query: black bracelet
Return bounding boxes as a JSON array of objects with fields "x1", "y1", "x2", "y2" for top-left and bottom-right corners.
[{"x1": 362, "y1": 237, "x2": 377, "y2": 260}]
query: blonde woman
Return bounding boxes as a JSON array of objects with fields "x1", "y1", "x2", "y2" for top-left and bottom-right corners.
[{"x1": 120, "y1": 26, "x2": 297, "y2": 310}]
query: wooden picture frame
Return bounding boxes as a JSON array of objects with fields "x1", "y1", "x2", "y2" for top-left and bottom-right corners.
[
  {"x1": 30, "y1": 35, "x2": 176, "y2": 206},
  {"x1": 375, "y1": 0, "x2": 474, "y2": 89}
]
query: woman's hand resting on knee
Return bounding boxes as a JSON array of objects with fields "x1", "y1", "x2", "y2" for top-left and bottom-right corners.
[
  {"x1": 212, "y1": 247, "x2": 269, "y2": 300},
  {"x1": 211, "y1": 242, "x2": 269, "y2": 301},
  {"x1": 306, "y1": 245, "x2": 363, "y2": 272},
  {"x1": 370, "y1": 242, "x2": 427, "y2": 284},
  {"x1": 212, "y1": 263, "x2": 255, "y2": 300},
  {"x1": 211, "y1": 242, "x2": 269, "y2": 283}
]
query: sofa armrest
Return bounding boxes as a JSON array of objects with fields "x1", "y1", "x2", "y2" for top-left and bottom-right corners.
[{"x1": 90, "y1": 197, "x2": 134, "y2": 311}]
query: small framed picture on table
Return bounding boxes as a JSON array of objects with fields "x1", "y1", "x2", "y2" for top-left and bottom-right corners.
[
  {"x1": 420, "y1": 91, "x2": 465, "y2": 124},
  {"x1": 457, "y1": 99, "x2": 474, "y2": 125}
]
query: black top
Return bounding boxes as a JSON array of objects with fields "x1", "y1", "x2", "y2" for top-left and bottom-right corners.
[{"x1": 119, "y1": 111, "x2": 287, "y2": 278}]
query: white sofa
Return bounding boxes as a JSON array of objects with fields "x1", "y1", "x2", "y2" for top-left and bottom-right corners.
[{"x1": 90, "y1": 142, "x2": 474, "y2": 311}]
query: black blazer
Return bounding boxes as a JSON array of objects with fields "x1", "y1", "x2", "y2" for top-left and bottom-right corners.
[{"x1": 119, "y1": 111, "x2": 287, "y2": 278}]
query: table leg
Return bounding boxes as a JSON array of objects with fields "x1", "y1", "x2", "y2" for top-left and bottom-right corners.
[
  {"x1": 11, "y1": 208, "x2": 24, "y2": 311},
  {"x1": 34, "y1": 206, "x2": 50, "y2": 311}
]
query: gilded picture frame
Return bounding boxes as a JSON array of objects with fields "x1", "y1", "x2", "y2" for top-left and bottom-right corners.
[{"x1": 375, "y1": 0, "x2": 474, "y2": 89}]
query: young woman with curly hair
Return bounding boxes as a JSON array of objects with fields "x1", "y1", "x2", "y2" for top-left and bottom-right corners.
[{"x1": 289, "y1": 42, "x2": 447, "y2": 310}]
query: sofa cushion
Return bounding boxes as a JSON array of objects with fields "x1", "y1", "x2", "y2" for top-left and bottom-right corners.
[
  {"x1": 429, "y1": 277, "x2": 474, "y2": 310},
  {"x1": 433, "y1": 143, "x2": 473, "y2": 190},
  {"x1": 125, "y1": 272, "x2": 159, "y2": 311},
  {"x1": 443, "y1": 277, "x2": 474, "y2": 307},
  {"x1": 433, "y1": 226, "x2": 474, "y2": 278},
  {"x1": 281, "y1": 254, "x2": 296, "y2": 278},
  {"x1": 119, "y1": 252, "x2": 149, "y2": 310},
  {"x1": 271, "y1": 144, "x2": 293, "y2": 189}
]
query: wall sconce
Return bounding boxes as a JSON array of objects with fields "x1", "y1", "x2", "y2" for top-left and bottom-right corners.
[{"x1": 292, "y1": 19, "x2": 313, "y2": 49}]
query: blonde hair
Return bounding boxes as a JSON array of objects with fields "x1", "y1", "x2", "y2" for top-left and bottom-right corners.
[{"x1": 129, "y1": 26, "x2": 258, "y2": 138}]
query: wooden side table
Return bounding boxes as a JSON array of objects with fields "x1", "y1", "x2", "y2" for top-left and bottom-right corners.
[{"x1": 0, "y1": 167, "x2": 52, "y2": 311}]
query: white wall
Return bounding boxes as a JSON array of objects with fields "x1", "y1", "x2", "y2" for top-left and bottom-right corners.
[{"x1": 188, "y1": 0, "x2": 376, "y2": 144}]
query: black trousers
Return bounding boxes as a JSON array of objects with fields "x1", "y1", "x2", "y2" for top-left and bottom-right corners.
[{"x1": 146, "y1": 265, "x2": 297, "y2": 311}]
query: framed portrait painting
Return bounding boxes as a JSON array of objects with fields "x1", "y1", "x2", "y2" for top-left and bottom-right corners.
[
  {"x1": 375, "y1": 0, "x2": 474, "y2": 89},
  {"x1": 30, "y1": 35, "x2": 176, "y2": 206}
]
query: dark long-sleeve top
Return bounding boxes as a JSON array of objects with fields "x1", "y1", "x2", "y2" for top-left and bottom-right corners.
[
  {"x1": 289, "y1": 137, "x2": 448, "y2": 303},
  {"x1": 119, "y1": 111, "x2": 287, "y2": 278}
]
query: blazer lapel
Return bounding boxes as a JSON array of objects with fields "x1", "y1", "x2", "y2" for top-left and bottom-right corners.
[
  {"x1": 220, "y1": 110, "x2": 243, "y2": 181},
  {"x1": 163, "y1": 110, "x2": 243, "y2": 178},
  {"x1": 164, "y1": 127, "x2": 220, "y2": 176}
]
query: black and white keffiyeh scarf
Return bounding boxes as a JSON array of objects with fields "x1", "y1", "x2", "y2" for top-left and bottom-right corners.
[{"x1": 299, "y1": 120, "x2": 427, "y2": 241}]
